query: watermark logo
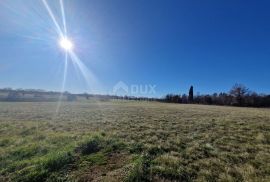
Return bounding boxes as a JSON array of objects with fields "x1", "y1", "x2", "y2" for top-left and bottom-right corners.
[
  {"x1": 113, "y1": 81, "x2": 129, "y2": 94},
  {"x1": 112, "y1": 81, "x2": 156, "y2": 95}
]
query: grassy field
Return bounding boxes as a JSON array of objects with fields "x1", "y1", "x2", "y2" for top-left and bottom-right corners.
[{"x1": 0, "y1": 101, "x2": 270, "y2": 181}]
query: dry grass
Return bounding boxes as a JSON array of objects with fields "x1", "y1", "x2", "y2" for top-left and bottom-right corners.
[{"x1": 0, "y1": 101, "x2": 270, "y2": 181}]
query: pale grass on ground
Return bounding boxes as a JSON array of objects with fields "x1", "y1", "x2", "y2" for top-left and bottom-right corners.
[{"x1": 0, "y1": 101, "x2": 270, "y2": 181}]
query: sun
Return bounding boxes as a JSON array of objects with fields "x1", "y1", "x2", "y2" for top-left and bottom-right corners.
[{"x1": 59, "y1": 37, "x2": 73, "y2": 51}]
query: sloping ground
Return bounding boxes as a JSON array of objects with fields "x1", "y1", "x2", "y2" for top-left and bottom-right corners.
[
  {"x1": 0, "y1": 132, "x2": 140, "y2": 182},
  {"x1": 0, "y1": 101, "x2": 270, "y2": 181}
]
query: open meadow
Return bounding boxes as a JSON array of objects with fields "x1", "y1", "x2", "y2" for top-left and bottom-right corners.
[{"x1": 0, "y1": 101, "x2": 270, "y2": 181}]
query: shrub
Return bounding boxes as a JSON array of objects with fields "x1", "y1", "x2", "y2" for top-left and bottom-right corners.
[
  {"x1": 77, "y1": 137, "x2": 102, "y2": 155},
  {"x1": 42, "y1": 151, "x2": 73, "y2": 172},
  {"x1": 127, "y1": 156, "x2": 144, "y2": 182},
  {"x1": 147, "y1": 146, "x2": 164, "y2": 156},
  {"x1": 129, "y1": 143, "x2": 144, "y2": 154}
]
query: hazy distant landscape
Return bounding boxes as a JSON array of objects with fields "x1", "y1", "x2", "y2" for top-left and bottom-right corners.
[
  {"x1": 1, "y1": 83, "x2": 270, "y2": 107},
  {"x1": 1, "y1": 101, "x2": 270, "y2": 181}
]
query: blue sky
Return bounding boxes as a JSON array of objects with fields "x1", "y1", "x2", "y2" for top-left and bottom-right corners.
[{"x1": 0, "y1": 0, "x2": 270, "y2": 97}]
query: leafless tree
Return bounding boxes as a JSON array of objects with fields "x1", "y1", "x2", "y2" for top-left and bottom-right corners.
[{"x1": 230, "y1": 84, "x2": 248, "y2": 106}]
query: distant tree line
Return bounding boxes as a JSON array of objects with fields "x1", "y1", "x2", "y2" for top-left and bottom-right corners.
[
  {"x1": 1, "y1": 84, "x2": 269, "y2": 107},
  {"x1": 163, "y1": 84, "x2": 270, "y2": 107},
  {"x1": 0, "y1": 88, "x2": 159, "y2": 102},
  {"x1": 0, "y1": 88, "x2": 77, "y2": 102}
]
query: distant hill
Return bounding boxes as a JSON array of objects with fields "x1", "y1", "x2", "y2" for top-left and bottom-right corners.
[{"x1": 0, "y1": 88, "x2": 158, "y2": 102}]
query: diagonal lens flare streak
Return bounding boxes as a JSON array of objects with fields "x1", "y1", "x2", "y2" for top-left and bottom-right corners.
[
  {"x1": 59, "y1": 0, "x2": 67, "y2": 34},
  {"x1": 69, "y1": 51, "x2": 102, "y2": 108},
  {"x1": 56, "y1": 52, "x2": 68, "y2": 113},
  {"x1": 69, "y1": 51, "x2": 98, "y2": 88},
  {"x1": 42, "y1": 0, "x2": 64, "y2": 38}
]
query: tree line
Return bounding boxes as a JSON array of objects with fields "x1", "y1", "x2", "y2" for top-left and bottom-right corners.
[
  {"x1": 164, "y1": 84, "x2": 270, "y2": 107},
  {"x1": 0, "y1": 88, "x2": 159, "y2": 102},
  {"x1": 0, "y1": 88, "x2": 77, "y2": 102},
  {"x1": 1, "y1": 84, "x2": 270, "y2": 107}
]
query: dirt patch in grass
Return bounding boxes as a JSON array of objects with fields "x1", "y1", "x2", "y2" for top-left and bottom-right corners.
[{"x1": 75, "y1": 152, "x2": 132, "y2": 182}]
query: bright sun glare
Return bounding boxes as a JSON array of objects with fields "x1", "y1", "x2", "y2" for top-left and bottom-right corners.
[{"x1": 59, "y1": 38, "x2": 73, "y2": 51}]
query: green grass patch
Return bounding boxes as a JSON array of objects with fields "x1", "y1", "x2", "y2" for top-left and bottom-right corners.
[{"x1": 0, "y1": 101, "x2": 270, "y2": 181}]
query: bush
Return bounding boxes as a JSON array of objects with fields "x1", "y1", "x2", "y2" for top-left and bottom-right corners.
[
  {"x1": 147, "y1": 146, "x2": 164, "y2": 156},
  {"x1": 130, "y1": 143, "x2": 144, "y2": 154},
  {"x1": 77, "y1": 137, "x2": 102, "y2": 155},
  {"x1": 127, "y1": 156, "x2": 144, "y2": 181},
  {"x1": 42, "y1": 151, "x2": 73, "y2": 172}
]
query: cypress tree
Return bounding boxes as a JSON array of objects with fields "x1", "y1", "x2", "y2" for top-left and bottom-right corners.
[{"x1": 188, "y1": 86, "x2": 194, "y2": 103}]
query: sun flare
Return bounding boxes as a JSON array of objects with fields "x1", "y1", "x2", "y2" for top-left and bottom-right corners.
[{"x1": 59, "y1": 37, "x2": 73, "y2": 51}]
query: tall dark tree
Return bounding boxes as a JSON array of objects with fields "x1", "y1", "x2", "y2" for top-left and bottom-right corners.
[
  {"x1": 188, "y1": 86, "x2": 194, "y2": 103},
  {"x1": 230, "y1": 84, "x2": 248, "y2": 106}
]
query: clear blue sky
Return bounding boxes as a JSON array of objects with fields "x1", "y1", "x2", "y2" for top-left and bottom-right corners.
[{"x1": 0, "y1": 0, "x2": 269, "y2": 97}]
